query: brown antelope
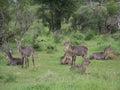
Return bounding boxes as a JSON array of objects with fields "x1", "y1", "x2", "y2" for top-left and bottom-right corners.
[
  {"x1": 60, "y1": 49, "x2": 72, "y2": 65},
  {"x1": 89, "y1": 45, "x2": 111, "y2": 60},
  {"x1": 5, "y1": 50, "x2": 22, "y2": 66},
  {"x1": 15, "y1": 39, "x2": 35, "y2": 68},
  {"x1": 64, "y1": 41, "x2": 88, "y2": 65},
  {"x1": 60, "y1": 56, "x2": 71, "y2": 65},
  {"x1": 70, "y1": 58, "x2": 91, "y2": 73}
]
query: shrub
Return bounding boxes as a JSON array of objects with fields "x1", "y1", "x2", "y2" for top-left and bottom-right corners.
[
  {"x1": 53, "y1": 33, "x2": 62, "y2": 43},
  {"x1": 85, "y1": 33, "x2": 94, "y2": 41},
  {"x1": 33, "y1": 43, "x2": 40, "y2": 50},
  {"x1": 71, "y1": 32, "x2": 85, "y2": 40},
  {"x1": 46, "y1": 44, "x2": 57, "y2": 53},
  {"x1": 111, "y1": 33, "x2": 120, "y2": 41}
]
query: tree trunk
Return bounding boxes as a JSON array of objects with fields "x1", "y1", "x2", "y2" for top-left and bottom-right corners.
[
  {"x1": 98, "y1": 21, "x2": 102, "y2": 34},
  {"x1": 54, "y1": 10, "x2": 61, "y2": 31}
]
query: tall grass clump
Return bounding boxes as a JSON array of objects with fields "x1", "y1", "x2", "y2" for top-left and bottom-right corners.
[{"x1": 4, "y1": 74, "x2": 17, "y2": 83}]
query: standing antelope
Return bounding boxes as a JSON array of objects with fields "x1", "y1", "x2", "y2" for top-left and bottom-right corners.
[
  {"x1": 64, "y1": 41, "x2": 88, "y2": 65},
  {"x1": 15, "y1": 39, "x2": 35, "y2": 68},
  {"x1": 5, "y1": 50, "x2": 22, "y2": 66},
  {"x1": 89, "y1": 45, "x2": 111, "y2": 60}
]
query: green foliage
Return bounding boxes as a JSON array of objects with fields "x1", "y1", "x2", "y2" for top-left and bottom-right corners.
[
  {"x1": 0, "y1": 0, "x2": 9, "y2": 9},
  {"x1": 33, "y1": 37, "x2": 47, "y2": 51},
  {"x1": 53, "y1": 33, "x2": 62, "y2": 44},
  {"x1": 46, "y1": 43, "x2": 57, "y2": 53},
  {"x1": 72, "y1": 6, "x2": 93, "y2": 30},
  {"x1": 85, "y1": 33, "x2": 94, "y2": 41},
  {"x1": 34, "y1": 0, "x2": 78, "y2": 31},
  {"x1": 111, "y1": 32, "x2": 120, "y2": 41},
  {"x1": 32, "y1": 34, "x2": 57, "y2": 53},
  {"x1": 106, "y1": 1, "x2": 119, "y2": 16},
  {"x1": 71, "y1": 32, "x2": 85, "y2": 40}
]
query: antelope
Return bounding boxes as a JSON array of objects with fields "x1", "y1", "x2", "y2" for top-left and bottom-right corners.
[
  {"x1": 60, "y1": 49, "x2": 72, "y2": 65},
  {"x1": 89, "y1": 45, "x2": 111, "y2": 60},
  {"x1": 64, "y1": 41, "x2": 88, "y2": 65},
  {"x1": 70, "y1": 58, "x2": 91, "y2": 73},
  {"x1": 15, "y1": 39, "x2": 35, "y2": 68},
  {"x1": 5, "y1": 50, "x2": 22, "y2": 66}
]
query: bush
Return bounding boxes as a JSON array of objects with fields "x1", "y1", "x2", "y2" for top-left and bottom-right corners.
[
  {"x1": 85, "y1": 33, "x2": 94, "y2": 41},
  {"x1": 111, "y1": 33, "x2": 120, "y2": 41},
  {"x1": 46, "y1": 44, "x2": 57, "y2": 53},
  {"x1": 33, "y1": 43, "x2": 40, "y2": 50},
  {"x1": 53, "y1": 33, "x2": 62, "y2": 43},
  {"x1": 71, "y1": 32, "x2": 85, "y2": 40},
  {"x1": 32, "y1": 36, "x2": 47, "y2": 51}
]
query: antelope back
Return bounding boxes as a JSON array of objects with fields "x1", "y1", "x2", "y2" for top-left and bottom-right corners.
[
  {"x1": 15, "y1": 39, "x2": 34, "y2": 56},
  {"x1": 20, "y1": 46, "x2": 34, "y2": 56}
]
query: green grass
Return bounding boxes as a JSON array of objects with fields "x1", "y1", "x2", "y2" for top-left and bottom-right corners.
[
  {"x1": 0, "y1": 31, "x2": 120, "y2": 90},
  {"x1": 0, "y1": 40, "x2": 120, "y2": 90}
]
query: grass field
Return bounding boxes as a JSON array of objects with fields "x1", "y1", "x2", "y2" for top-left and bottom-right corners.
[{"x1": 0, "y1": 40, "x2": 120, "y2": 90}]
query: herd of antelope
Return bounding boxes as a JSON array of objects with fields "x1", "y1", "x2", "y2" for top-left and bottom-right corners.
[
  {"x1": 61, "y1": 41, "x2": 112, "y2": 72},
  {"x1": 4, "y1": 39, "x2": 113, "y2": 72}
]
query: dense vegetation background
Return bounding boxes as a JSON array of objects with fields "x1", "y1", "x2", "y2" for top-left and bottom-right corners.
[{"x1": 0, "y1": 0, "x2": 120, "y2": 90}]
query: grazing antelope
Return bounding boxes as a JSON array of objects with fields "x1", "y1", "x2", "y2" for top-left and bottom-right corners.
[
  {"x1": 5, "y1": 50, "x2": 22, "y2": 66},
  {"x1": 64, "y1": 41, "x2": 88, "y2": 65},
  {"x1": 70, "y1": 58, "x2": 91, "y2": 73},
  {"x1": 89, "y1": 45, "x2": 111, "y2": 60},
  {"x1": 15, "y1": 39, "x2": 35, "y2": 68}
]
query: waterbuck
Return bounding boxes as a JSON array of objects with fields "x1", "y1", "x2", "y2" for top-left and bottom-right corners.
[
  {"x1": 89, "y1": 45, "x2": 111, "y2": 60},
  {"x1": 60, "y1": 49, "x2": 72, "y2": 65},
  {"x1": 70, "y1": 58, "x2": 91, "y2": 73},
  {"x1": 64, "y1": 41, "x2": 88, "y2": 65},
  {"x1": 15, "y1": 39, "x2": 35, "y2": 68},
  {"x1": 5, "y1": 50, "x2": 22, "y2": 66}
]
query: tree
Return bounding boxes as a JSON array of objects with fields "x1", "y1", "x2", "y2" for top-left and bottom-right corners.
[
  {"x1": 94, "y1": 6, "x2": 108, "y2": 34},
  {"x1": 72, "y1": 6, "x2": 94, "y2": 31},
  {"x1": 106, "y1": 1, "x2": 119, "y2": 33},
  {"x1": 0, "y1": 0, "x2": 11, "y2": 46},
  {"x1": 34, "y1": 0, "x2": 78, "y2": 32},
  {"x1": 0, "y1": 0, "x2": 35, "y2": 47}
]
